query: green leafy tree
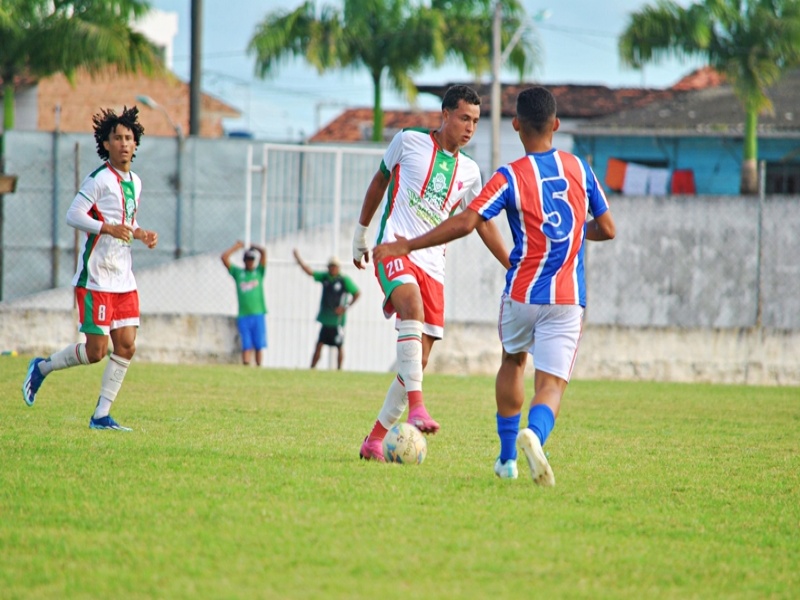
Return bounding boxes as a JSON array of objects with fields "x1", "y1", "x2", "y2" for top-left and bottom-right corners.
[
  {"x1": 619, "y1": 0, "x2": 800, "y2": 194},
  {"x1": 248, "y1": 0, "x2": 537, "y2": 141},
  {"x1": 0, "y1": 0, "x2": 164, "y2": 146}
]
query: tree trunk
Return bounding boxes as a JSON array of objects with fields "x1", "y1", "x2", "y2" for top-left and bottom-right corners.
[
  {"x1": 740, "y1": 159, "x2": 759, "y2": 195},
  {"x1": 740, "y1": 108, "x2": 758, "y2": 195},
  {"x1": 3, "y1": 82, "x2": 15, "y2": 135},
  {"x1": 371, "y1": 71, "x2": 384, "y2": 142}
]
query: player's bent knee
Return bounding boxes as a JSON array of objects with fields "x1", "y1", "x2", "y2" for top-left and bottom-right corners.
[{"x1": 85, "y1": 347, "x2": 107, "y2": 363}]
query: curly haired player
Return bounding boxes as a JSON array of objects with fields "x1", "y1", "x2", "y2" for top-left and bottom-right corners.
[{"x1": 22, "y1": 106, "x2": 159, "y2": 431}]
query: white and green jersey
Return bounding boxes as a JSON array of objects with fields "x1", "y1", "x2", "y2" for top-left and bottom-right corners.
[
  {"x1": 67, "y1": 162, "x2": 141, "y2": 292},
  {"x1": 375, "y1": 128, "x2": 483, "y2": 283}
]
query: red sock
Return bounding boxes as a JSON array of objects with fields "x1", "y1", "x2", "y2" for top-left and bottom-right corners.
[
  {"x1": 407, "y1": 390, "x2": 424, "y2": 411},
  {"x1": 368, "y1": 420, "x2": 388, "y2": 441}
]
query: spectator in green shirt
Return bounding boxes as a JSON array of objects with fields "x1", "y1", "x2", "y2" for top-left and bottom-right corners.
[
  {"x1": 222, "y1": 240, "x2": 267, "y2": 366},
  {"x1": 293, "y1": 249, "x2": 360, "y2": 370}
]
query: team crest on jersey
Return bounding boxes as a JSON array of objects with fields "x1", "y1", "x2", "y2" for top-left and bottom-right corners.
[
  {"x1": 121, "y1": 180, "x2": 137, "y2": 225},
  {"x1": 432, "y1": 172, "x2": 447, "y2": 193}
]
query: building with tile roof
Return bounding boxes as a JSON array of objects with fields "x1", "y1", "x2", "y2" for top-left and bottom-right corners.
[
  {"x1": 574, "y1": 68, "x2": 800, "y2": 194},
  {"x1": 5, "y1": 68, "x2": 239, "y2": 139},
  {"x1": 307, "y1": 68, "x2": 724, "y2": 178}
]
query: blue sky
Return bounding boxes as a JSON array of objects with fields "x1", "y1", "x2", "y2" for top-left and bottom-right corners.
[{"x1": 150, "y1": 0, "x2": 704, "y2": 140}]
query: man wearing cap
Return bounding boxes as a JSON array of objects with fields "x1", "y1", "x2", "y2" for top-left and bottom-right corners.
[
  {"x1": 293, "y1": 249, "x2": 360, "y2": 370},
  {"x1": 222, "y1": 240, "x2": 268, "y2": 366}
]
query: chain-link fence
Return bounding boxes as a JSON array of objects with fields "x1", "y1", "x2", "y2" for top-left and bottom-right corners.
[{"x1": 2, "y1": 130, "x2": 799, "y2": 333}]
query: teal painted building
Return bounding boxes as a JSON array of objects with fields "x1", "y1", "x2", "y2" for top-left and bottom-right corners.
[{"x1": 573, "y1": 70, "x2": 800, "y2": 195}]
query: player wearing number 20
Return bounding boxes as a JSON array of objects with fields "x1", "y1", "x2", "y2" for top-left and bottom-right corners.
[
  {"x1": 373, "y1": 86, "x2": 616, "y2": 486},
  {"x1": 353, "y1": 85, "x2": 510, "y2": 462}
]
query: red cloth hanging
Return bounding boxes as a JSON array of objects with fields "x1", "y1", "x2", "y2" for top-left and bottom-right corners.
[
  {"x1": 605, "y1": 158, "x2": 627, "y2": 191},
  {"x1": 671, "y1": 169, "x2": 696, "y2": 194}
]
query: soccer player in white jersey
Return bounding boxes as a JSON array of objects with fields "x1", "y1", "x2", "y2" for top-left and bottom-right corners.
[
  {"x1": 22, "y1": 106, "x2": 158, "y2": 431},
  {"x1": 374, "y1": 87, "x2": 616, "y2": 485},
  {"x1": 353, "y1": 85, "x2": 510, "y2": 461}
]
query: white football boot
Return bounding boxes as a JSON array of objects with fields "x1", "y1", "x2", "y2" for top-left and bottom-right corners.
[
  {"x1": 494, "y1": 458, "x2": 519, "y2": 479},
  {"x1": 517, "y1": 428, "x2": 555, "y2": 487}
]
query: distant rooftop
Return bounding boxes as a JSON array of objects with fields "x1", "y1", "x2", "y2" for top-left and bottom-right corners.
[
  {"x1": 309, "y1": 67, "x2": 727, "y2": 143},
  {"x1": 308, "y1": 108, "x2": 442, "y2": 144},
  {"x1": 577, "y1": 67, "x2": 800, "y2": 136}
]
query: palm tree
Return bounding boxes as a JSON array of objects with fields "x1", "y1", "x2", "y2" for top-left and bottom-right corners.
[
  {"x1": 0, "y1": 0, "x2": 164, "y2": 143},
  {"x1": 619, "y1": 0, "x2": 800, "y2": 194},
  {"x1": 248, "y1": 0, "x2": 537, "y2": 142}
]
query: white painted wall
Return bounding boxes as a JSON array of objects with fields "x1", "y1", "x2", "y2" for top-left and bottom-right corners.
[{"x1": 133, "y1": 9, "x2": 179, "y2": 70}]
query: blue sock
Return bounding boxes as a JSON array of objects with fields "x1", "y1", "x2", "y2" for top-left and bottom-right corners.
[
  {"x1": 527, "y1": 404, "x2": 555, "y2": 446},
  {"x1": 497, "y1": 413, "x2": 521, "y2": 462}
]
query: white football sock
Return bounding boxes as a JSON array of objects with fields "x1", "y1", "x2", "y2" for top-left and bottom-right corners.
[
  {"x1": 378, "y1": 376, "x2": 407, "y2": 429},
  {"x1": 42, "y1": 343, "x2": 89, "y2": 375},
  {"x1": 93, "y1": 354, "x2": 130, "y2": 418},
  {"x1": 93, "y1": 396, "x2": 113, "y2": 420},
  {"x1": 396, "y1": 320, "x2": 423, "y2": 394}
]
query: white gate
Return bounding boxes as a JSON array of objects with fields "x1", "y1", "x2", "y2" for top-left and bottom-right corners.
[{"x1": 244, "y1": 143, "x2": 398, "y2": 373}]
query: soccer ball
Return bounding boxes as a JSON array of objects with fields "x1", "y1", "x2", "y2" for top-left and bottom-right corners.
[{"x1": 382, "y1": 422, "x2": 427, "y2": 465}]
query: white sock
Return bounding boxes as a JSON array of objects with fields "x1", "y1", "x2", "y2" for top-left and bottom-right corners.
[
  {"x1": 396, "y1": 320, "x2": 423, "y2": 394},
  {"x1": 93, "y1": 354, "x2": 130, "y2": 418},
  {"x1": 42, "y1": 343, "x2": 89, "y2": 375},
  {"x1": 93, "y1": 396, "x2": 113, "y2": 419},
  {"x1": 378, "y1": 376, "x2": 407, "y2": 429}
]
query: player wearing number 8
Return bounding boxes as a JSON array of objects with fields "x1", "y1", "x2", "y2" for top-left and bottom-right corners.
[
  {"x1": 21, "y1": 106, "x2": 158, "y2": 431},
  {"x1": 373, "y1": 87, "x2": 616, "y2": 486}
]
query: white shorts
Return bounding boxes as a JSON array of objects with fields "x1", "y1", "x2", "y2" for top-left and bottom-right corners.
[{"x1": 498, "y1": 295, "x2": 584, "y2": 382}]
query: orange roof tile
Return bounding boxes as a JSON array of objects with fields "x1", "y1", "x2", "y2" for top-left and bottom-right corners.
[
  {"x1": 27, "y1": 67, "x2": 239, "y2": 138},
  {"x1": 308, "y1": 108, "x2": 442, "y2": 143}
]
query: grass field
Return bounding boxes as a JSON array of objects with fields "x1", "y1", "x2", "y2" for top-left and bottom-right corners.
[{"x1": 1, "y1": 356, "x2": 798, "y2": 599}]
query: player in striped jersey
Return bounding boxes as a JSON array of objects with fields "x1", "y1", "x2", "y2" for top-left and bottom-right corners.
[
  {"x1": 373, "y1": 87, "x2": 616, "y2": 485},
  {"x1": 353, "y1": 85, "x2": 510, "y2": 461},
  {"x1": 21, "y1": 106, "x2": 158, "y2": 431}
]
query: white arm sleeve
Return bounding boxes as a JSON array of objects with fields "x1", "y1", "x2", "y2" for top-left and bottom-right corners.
[{"x1": 66, "y1": 192, "x2": 103, "y2": 235}]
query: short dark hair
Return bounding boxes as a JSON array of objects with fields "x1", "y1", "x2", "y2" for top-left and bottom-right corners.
[
  {"x1": 442, "y1": 85, "x2": 481, "y2": 112},
  {"x1": 516, "y1": 87, "x2": 557, "y2": 133},
  {"x1": 93, "y1": 106, "x2": 145, "y2": 161}
]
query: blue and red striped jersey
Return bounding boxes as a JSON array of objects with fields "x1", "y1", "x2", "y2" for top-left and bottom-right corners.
[{"x1": 468, "y1": 148, "x2": 609, "y2": 307}]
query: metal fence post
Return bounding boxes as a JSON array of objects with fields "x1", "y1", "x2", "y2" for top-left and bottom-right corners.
[{"x1": 755, "y1": 160, "x2": 766, "y2": 328}]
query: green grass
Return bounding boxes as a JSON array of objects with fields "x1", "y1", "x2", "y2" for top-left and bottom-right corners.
[{"x1": 1, "y1": 356, "x2": 798, "y2": 599}]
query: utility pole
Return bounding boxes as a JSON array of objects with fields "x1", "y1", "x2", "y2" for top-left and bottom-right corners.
[
  {"x1": 491, "y1": 5, "x2": 550, "y2": 171},
  {"x1": 490, "y1": 1, "x2": 502, "y2": 172},
  {"x1": 190, "y1": 0, "x2": 202, "y2": 136},
  {"x1": 136, "y1": 95, "x2": 185, "y2": 258}
]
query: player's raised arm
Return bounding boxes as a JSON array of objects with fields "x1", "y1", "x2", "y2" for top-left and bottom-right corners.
[
  {"x1": 293, "y1": 248, "x2": 315, "y2": 277},
  {"x1": 221, "y1": 240, "x2": 244, "y2": 268}
]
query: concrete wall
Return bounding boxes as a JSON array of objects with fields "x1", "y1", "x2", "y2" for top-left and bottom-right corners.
[
  {"x1": 3, "y1": 307, "x2": 797, "y2": 385},
  {"x1": 432, "y1": 322, "x2": 800, "y2": 386},
  {"x1": 0, "y1": 307, "x2": 240, "y2": 364}
]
